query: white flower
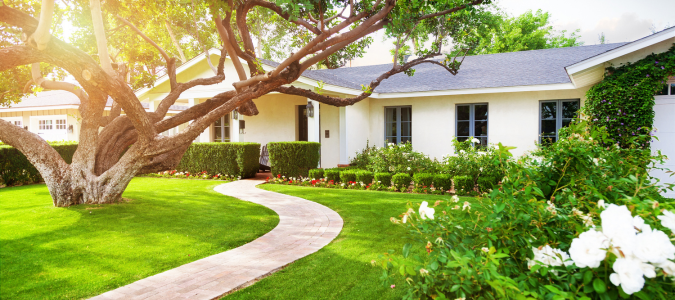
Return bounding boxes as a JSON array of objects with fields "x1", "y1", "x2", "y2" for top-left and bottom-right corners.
[
  {"x1": 459, "y1": 150, "x2": 466, "y2": 154},
  {"x1": 592, "y1": 158, "x2": 600, "y2": 166},
  {"x1": 419, "y1": 268, "x2": 429, "y2": 276},
  {"x1": 656, "y1": 260, "x2": 675, "y2": 276},
  {"x1": 402, "y1": 214, "x2": 408, "y2": 223},
  {"x1": 481, "y1": 247, "x2": 489, "y2": 253},
  {"x1": 546, "y1": 201, "x2": 556, "y2": 213},
  {"x1": 419, "y1": 201, "x2": 435, "y2": 220},
  {"x1": 451, "y1": 195, "x2": 460, "y2": 203},
  {"x1": 580, "y1": 215, "x2": 595, "y2": 227},
  {"x1": 530, "y1": 245, "x2": 573, "y2": 268},
  {"x1": 471, "y1": 138, "x2": 480, "y2": 143},
  {"x1": 632, "y1": 216, "x2": 651, "y2": 232},
  {"x1": 601, "y1": 205, "x2": 637, "y2": 255},
  {"x1": 609, "y1": 257, "x2": 646, "y2": 295},
  {"x1": 569, "y1": 228, "x2": 609, "y2": 268},
  {"x1": 658, "y1": 210, "x2": 675, "y2": 232},
  {"x1": 406, "y1": 167, "x2": 411, "y2": 171},
  {"x1": 598, "y1": 199, "x2": 606, "y2": 209},
  {"x1": 633, "y1": 229, "x2": 675, "y2": 264},
  {"x1": 388, "y1": 143, "x2": 395, "y2": 147},
  {"x1": 462, "y1": 201, "x2": 471, "y2": 211}
]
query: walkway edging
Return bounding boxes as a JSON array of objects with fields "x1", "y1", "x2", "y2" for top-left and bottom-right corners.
[{"x1": 90, "y1": 179, "x2": 343, "y2": 300}]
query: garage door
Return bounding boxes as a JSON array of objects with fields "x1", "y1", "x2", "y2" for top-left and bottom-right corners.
[
  {"x1": 651, "y1": 96, "x2": 675, "y2": 198},
  {"x1": 31, "y1": 116, "x2": 68, "y2": 142}
]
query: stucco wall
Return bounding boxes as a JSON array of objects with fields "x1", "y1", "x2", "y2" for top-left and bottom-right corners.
[
  {"x1": 320, "y1": 103, "x2": 340, "y2": 168},
  {"x1": 1, "y1": 109, "x2": 81, "y2": 142},
  {"x1": 242, "y1": 93, "x2": 307, "y2": 146},
  {"x1": 365, "y1": 88, "x2": 591, "y2": 159},
  {"x1": 652, "y1": 96, "x2": 675, "y2": 198}
]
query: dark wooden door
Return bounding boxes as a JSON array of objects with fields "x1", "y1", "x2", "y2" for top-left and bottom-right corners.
[{"x1": 298, "y1": 106, "x2": 308, "y2": 141}]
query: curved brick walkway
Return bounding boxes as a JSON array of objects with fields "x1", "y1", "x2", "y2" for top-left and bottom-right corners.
[{"x1": 90, "y1": 179, "x2": 343, "y2": 300}]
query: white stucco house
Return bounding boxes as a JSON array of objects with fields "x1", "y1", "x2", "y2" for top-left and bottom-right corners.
[{"x1": 2, "y1": 27, "x2": 674, "y2": 196}]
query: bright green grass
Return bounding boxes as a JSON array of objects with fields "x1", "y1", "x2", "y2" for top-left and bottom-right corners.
[
  {"x1": 225, "y1": 185, "x2": 476, "y2": 300},
  {"x1": 0, "y1": 178, "x2": 279, "y2": 300}
]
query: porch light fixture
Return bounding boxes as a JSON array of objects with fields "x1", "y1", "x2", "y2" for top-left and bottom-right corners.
[
  {"x1": 68, "y1": 125, "x2": 74, "y2": 133},
  {"x1": 306, "y1": 102, "x2": 314, "y2": 118},
  {"x1": 232, "y1": 109, "x2": 239, "y2": 120}
]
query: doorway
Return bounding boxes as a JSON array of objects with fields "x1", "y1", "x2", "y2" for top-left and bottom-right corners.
[{"x1": 298, "y1": 105, "x2": 308, "y2": 141}]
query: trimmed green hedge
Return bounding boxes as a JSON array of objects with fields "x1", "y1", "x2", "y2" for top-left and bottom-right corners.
[
  {"x1": 433, "y1": 174, "x2": 452, "y2": 191},
  {"x1": 374, "y1": 172, "x2": 392, "y2": 186},
  {"x1": 413, "y1": 173, "x2": 434, "y2": 187},
  {"x1": 268, "y1": 142, "x2": 320, "y2": 178},
  {"x1": 477, "y1": 176, "x2": 499, "y2": 192},
  {"x1": 355, "y1": 170, "x2": 374, "y2": 184},
  {"x1": 340, "y1": 170, "x2": 357, "y2": 183},
  {"x1": 325, "y1": 168, "x2": 340, "y2": 182},
  {"x1": 309, "y1": 168, "x2": 324, "y2": 180},
  {"x1": 0, "y1": 142, "x2": 78, "y2": 185},
  {"x1": 176, "y1": 142, "x2": 260, "y2": 178},
  {"x1": 392, "y1": 173, "x2": 412, "y2": 192},
  {"x1": 454, "y1": 175, "x2": 474, "y2": 194}
]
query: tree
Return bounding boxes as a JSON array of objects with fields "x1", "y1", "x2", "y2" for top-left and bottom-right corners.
[
  {"x1": 0, "y1": 0, "x2": 490, "y2": 207},
  {"x1": 450, "y1": 9, "x2": 583, "y2": 55}
]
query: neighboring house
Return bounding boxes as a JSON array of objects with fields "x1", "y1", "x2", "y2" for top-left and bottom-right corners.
[{"x1": 2, "y1": 27, "x2": 674, "y2": 196}]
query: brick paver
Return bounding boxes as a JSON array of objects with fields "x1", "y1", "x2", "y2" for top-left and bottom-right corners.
[{"x1": 90, "y1": 179, "x2": 343, "y2": 300}]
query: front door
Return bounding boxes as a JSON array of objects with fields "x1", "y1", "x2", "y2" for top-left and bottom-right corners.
[{"x1": 298, "y1": 105, "x2": 308, "y2": 141}]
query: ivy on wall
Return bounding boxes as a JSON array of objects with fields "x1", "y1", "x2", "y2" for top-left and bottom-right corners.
[{"x1": 583, "y1": 44, "x2": 675, "y2": 147}]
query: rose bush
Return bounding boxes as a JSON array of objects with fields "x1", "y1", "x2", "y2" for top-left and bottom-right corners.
[{"x1": 377, "y1": 120, "x2": 674, "y2": 299}]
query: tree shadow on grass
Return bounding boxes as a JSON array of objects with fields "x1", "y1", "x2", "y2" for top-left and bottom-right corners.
[{"x1": 0, "y1": 178, "x2": 279, "y2": 300}]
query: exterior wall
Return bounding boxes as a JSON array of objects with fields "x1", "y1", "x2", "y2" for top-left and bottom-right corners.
[
  {"x1": 652, "y1": 96, "x2": 675, "y2": 198},
  {"x1": 345, "y1": 98, "x2": 370, "y2": 162},
  {"x1": 1, "y1": 109, "x2": 81, "y2": 142},
  {"x1": 366, "y1": 88, "x2": 590, "y2": 159},
  {"x1": 241, "y1": 93, "x2": 307, "y2": 146}
]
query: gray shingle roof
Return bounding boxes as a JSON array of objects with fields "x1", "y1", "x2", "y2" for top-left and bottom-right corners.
[
  {"x1": 298, "y1": 43, "x2": 628, "y2": 93},
  {"x1": 1, "y1": 90, "x2": 188, "y2": 111}
]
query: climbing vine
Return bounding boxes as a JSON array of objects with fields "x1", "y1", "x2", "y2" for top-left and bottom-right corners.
[{"x1": 583, "y1": 44, "x2": 675, "y2": 148}]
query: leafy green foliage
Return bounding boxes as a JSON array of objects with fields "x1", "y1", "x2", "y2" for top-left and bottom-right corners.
[
  {"x1": 0, "y1": 142, "x2": 78, "y2": 186},
  {"x1": 176, "y1": 142, "x2": 260, "y2": 178},
  {"x1": 268, "y1": 141, "x2": 320, "y2": 178},
  {"x1": 378, "y1": 121, "x2": 674, "y2": 299},
  {"x1": 324, "y1": 168, "x2": 340, "y2": 182},
  {"x1": 450, "y1": 9, "x2": 583, "y2": 56},
  {"x1": 355, "y1": 170, "x2": 374, "y2": 184},
  {"x1": 452, "y1": 175, "x2": 473, "y2": 195},
  {"x1": 413, "y1": 173, "x2": 434, "y2": 188},
  {"x1": 392, "y1": 173, "x2": 412, "y2": 192},
  {"x1": 432, "y1": 174, "x2": 452, "y2": 192},
  {"x1": 583, "y1": 44, "x2": 675, "y2": 147},
  {"x1": 308, "y1": 168, "x2": 324, "y2": 180},
  {"x1": 375, "y1": 172, "x2": 392, "y2": 186},
  {"x1": 351, "y1": 142, "x2": 440, "y2": 175},
  {"x1": 339, "y1": 170, "x2": 357, "y2": 183},
  {"x1": 476, "y1": 175, "x2": 498, "y2": 192}
]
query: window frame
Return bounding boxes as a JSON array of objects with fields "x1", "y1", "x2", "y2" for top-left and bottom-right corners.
[
  {"x1": 384, "y1": 106, "x2": 412, "y2": 144},
  {"x1": 538, "y1": 99, "x2": 581, "y2": 144},
  {"x1": 455, "y1": 103, "x2": 489, "y2": 147},
  {"x1": 212, "y1": 113, "x2": 231, "y2": 142},
  {"x1": 656, "y1": 77, "x2": 675, "y2": 96}
]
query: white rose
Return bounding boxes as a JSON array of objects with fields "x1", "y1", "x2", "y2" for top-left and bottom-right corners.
[
  {"x1": 609, "y1": 257, "x2": 646, "y2": 295},
  {"x1": 633, "y1": 229, "x2": 675, "y2": 264},
  {"x1": 531, "y1": 245, "x2": 573, "y2": 267},
  {"x1": 632, "y1": 215, "x2": 651, "y2": 232},
  {"x1": 569, "y1": 229, "x2": 609, "y2": 268},
  {"x1": 419, "y1": 201, "x2": 435, "y2": 220},
  {"x1": 471, "y1": 138, "x2": 480, "y2": 144},
  {"x1": 462, "y1": 201, "x2": 471, "y2": 211},
  {"x1": 597, "y1": 199, "x2": 606, "y2": 209},
  {"x1": 658, "y1": 210, "x2": 675, "y2": 232},
  {"x1": 402, "y1": 214, "x2": 408, "y2": 224},
  {"x1": 451, "y1": 195, "x2": 460, "y2": 203},
  {"x1": 656, "y1": 260, "x2": 675, "y2": 276}
]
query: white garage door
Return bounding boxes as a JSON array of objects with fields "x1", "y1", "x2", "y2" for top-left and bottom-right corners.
[
  {"x1": 30, "y1": 116, "x2": 68, "y2": 142},
  {"x1": 652, "y1": 96, "x2": 675, "y2": 198}
]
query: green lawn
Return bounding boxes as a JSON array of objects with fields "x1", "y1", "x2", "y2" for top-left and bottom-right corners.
[
  {"x1": 0, "y1": 178, "x2": 279, "y2": 300},
  {"x1": 225, "y1": 185, "x2": 475, "y2": 300}
]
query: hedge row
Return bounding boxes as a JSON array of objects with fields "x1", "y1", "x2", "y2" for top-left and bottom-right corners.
[
  {"x1": 0, "y1": 142, "x2": 78, "y2": 185},
  {"x1": 269, "y1": 142, "x2": 320, "y2": 178},
  {"x1": 176, "y1": 142, "x2": 260, "y2": 178}
]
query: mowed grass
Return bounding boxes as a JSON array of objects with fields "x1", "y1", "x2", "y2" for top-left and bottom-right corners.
[
  {"x1": 0, "y1": 178, "x2": 279, "y2": 300},
  {"x1": 225, "y1": 185, "x2": 477, "y2": 300}
]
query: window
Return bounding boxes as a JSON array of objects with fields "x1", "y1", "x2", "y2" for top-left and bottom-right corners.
[
  {"x1": 385, "y1": 106, "x2": 412, "y2": 144},
  {"x1": 456, "y1": 104, "x2": 488, "y2": 147},
  {"x1": 213, "y1": 113, "x2": 231, "y2": 142},
  {"x1": 540, "y1": 99, "x2": 580, "y2": 144},
  {"x1": 656, "y1": 77, "x2": 675, "y2": 95},
  {"x1": 39, "y1": 120, "x2": 53, "y2": 130},
  {"x1": 13, "y1": 120, "x2": 22, "y2": 127},
  {"x1": 55, "y1": 119, "x2": 66, "y2": 130}
]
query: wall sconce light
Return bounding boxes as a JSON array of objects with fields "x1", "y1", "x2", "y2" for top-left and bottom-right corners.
[
  {"x1": 306, "y1": 101, "x2": 314, "y2": 118},
  {"x1": 24, "y1": 126, "x2": 28, "y2": 130},
  {"x1": 68, "y1": 125, "x2": 74, "y2": 134},
  {"x1": 239, "y1": 120, "x2": 245, "y2": 134},
  {"x1": 232, "y1": 110, "x2": 239, "y2": 120}
]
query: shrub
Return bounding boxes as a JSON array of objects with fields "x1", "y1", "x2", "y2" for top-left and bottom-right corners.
[
  {"x1": 352, "y1": 142, "x2": 440, "y2": 175},
  {"x1": 476, "y1": 175, "x2": 498, "y2": 192},
  {"x1": 308, "y1": 168, "x2": 324, "y2": 180},
  {"x1": 378, "y1": 120, "x2": 675, "y2": 300},
  {"x1": 268, "y1": 142, "x2": 320, "y2": 178},
  {"x1": 374, "y1": 172, "x2": 392, "y2": 186},
  {"x1": 176, "y1": 143, "x2": 260, "y2": 178},
  {"x1": 453, "y1": 175, "x2": 473, "y2": 194},
  {"x1": 355, "y1": 170, "x2": 374, "y2": 184},
  {"x1": 412, "y1": 173, "x2": 434, "y2": 187},
  {"x1": 339, "y1": 170, "x2": 357, "y2": 183},
  {"x1": 350, "y1": 141, "x2": 377, "y2": 170},
  {"x1": 392, "y1": 173, "x2": 412, "y2": 192},
  {"x1": 324, "y1": 168, "x2": 340, "y2": 182},
  {"x1": 0, "y1": 142, "x2": 78, "y2": 186},
  {"x1": 432, "y1": 174, "x2": 452, "y2": 191}
]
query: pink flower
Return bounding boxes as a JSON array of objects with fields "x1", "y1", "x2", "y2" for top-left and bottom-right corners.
[{"x1": 390, "y1": 285, "x2": 395, "y2": 289}]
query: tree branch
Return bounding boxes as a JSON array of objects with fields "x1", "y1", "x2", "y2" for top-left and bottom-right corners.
[
  {"x1": 165, "y1": 21, "x2": 186, "y2": 63},
  {"x1": 25, "y1": 63, "x2": 89, "y2": 102},
  {"x1": 250, "y1": 0, "x2": 321, "y2": 35},
  {"x1": 116, "y1": 15, "x2": 170, "y2": 62},
  {"x1": 24, "y1": 0, "x2": 53, "y2": 50},
  {"x1": 89, "y1": 0, "x2": 115, "y2": 76},
  {"x1": 418, "y1": 0, "x2": 484, "y2": 21}
]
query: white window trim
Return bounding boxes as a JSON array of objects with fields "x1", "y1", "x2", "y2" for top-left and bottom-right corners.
[{"x1": 1, "y1": 117, "x2": 24, "y2": 128}]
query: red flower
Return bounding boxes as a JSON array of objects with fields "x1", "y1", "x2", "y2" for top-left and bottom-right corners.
[{"x1": 277, "y1": 174, "x2": 282, "y2": 178}]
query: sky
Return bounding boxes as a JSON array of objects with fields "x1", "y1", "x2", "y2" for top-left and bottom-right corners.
[{"x1": 350, "y1": 0, "x2": 675, "y2": 67}]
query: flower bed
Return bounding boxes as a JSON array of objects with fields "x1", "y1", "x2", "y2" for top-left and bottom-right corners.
[{"x1": 139, "y1": 170, "x2": 241, "y2": 181}]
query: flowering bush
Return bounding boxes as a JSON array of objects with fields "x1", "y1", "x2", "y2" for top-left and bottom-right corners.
[
  {"x1": 351, "y1": 142, "x2": 441, "y2": 175},
  {"x1": 444, "y1": 138, "x2": 503, "y2": 187},
  {"x1": 141, "y1": 170, "x2": 239, "y2": 181},
  {"x1": 377, "y1": 121, "x2": 674, "y2": 299},
  {"x1": 392, "y1": 173, "x2": 412, "y2": 192}
]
